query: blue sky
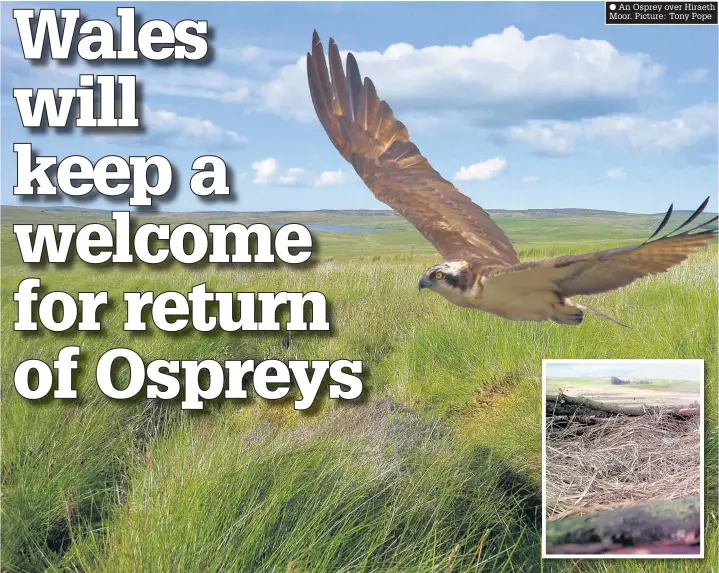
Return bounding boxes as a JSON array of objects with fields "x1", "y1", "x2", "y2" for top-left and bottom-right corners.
[
  {"x1": 1, "y1": 2, "x2": 717, "y2": 213},
  {"x1": 545, "y1": 360, "x2": 703, "y2": 382}
]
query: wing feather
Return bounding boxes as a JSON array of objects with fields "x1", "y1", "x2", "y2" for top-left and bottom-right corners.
[
  {"x1": 307, "y1": 32, "x2": 519, "y2": 268},
  {"x1": 364, "y1": 78, "x2": 381, "y2": 133},
  {"x1": 328, "y1": 39, "x2": 351, "y2": 120},
  {"x1": 488, "y1": 201, "x2": 717, "y2": 296},
  {"x1": 346, "y1": 53, "x2": 363, "y2": 121}
]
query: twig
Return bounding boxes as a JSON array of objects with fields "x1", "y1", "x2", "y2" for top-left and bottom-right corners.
[{"x1": 546, "y1": 394, "x2": 699, "y2": 417}]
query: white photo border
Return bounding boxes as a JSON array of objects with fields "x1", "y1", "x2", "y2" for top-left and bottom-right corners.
[{"x1": 541, "y1": 358, "x2": 705, "y2": 560}]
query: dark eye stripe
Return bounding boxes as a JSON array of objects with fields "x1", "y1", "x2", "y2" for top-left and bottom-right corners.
[{"x1": 444, "y1": 273, "x2": 459, "y2": 288}]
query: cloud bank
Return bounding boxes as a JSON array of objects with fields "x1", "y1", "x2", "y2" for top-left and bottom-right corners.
[
  {"x1": 509, "y1": 103, "x2": 717, "y2": 161},
  {"x1": 259, "y1": 27, "x2": 663, "y2": 128}
]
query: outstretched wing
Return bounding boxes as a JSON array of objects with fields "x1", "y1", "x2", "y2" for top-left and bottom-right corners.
[
  {"x1": 486, "y1": 199, "x2": 717, "y2": 296},
  {"x1": 306, "y1": 31, "x2": 519, "y2": 269}
]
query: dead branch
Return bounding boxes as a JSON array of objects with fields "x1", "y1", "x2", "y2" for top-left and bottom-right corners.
[
  {"x1": 546, "y1": 394, "x2": 699, "y2": 418},
  {"x1": 545, "y1": 496, "x2": 700, "y2": 555}
]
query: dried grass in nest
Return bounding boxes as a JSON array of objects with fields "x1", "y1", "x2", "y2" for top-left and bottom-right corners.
[{"x1": 545, "y1": 409, "x2": 700, "y2": 521}]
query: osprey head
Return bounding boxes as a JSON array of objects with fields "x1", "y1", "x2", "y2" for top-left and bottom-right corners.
[{"x1": 418, "y1": 261, "x2": 470, "y2": 294}]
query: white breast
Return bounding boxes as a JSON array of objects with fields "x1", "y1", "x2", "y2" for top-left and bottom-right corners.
[{"x1": 478, "y1": 273, "x2": 558, "y2": 321}]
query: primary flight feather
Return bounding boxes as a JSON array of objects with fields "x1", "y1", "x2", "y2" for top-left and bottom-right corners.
[{"x1": 307, "y1": 32, "x2": 717, "y2": 326}]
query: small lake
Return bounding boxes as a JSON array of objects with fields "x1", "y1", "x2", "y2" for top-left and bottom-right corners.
[{"x1": 271, "y1": 224, "x2": 390, "y2": 233}]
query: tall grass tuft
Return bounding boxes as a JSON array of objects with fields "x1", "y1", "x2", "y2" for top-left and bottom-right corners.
[{"x1": 2, "y1": 214, "x2": 716, "y2": 572}]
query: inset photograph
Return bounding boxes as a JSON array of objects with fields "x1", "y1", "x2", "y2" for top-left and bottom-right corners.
[{"x1": 542, "y1": 359, "x2": 703, "y2": 558}]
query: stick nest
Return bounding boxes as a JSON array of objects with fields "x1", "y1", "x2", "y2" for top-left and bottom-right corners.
[{"x1": 545, "y1": 407, "x2": 700, "y2": 521}]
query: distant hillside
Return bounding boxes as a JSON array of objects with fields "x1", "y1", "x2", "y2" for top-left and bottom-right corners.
[{"x1": 3, "y1": 205, "x2": 715, "y2": 219}]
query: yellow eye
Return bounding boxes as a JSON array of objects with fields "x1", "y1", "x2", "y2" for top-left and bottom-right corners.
[{"x1": 434, "y1": 271, "x2": 444, "y2": 280}]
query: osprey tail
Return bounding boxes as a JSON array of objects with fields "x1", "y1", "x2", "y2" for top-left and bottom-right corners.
[{"x1": 573, "y1": 301, "x2": 630, "y2": 328}]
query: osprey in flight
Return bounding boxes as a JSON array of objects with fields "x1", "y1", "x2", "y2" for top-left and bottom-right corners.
[{"x1": 306, "y1": 32, "x2": 717, "y2": 326}]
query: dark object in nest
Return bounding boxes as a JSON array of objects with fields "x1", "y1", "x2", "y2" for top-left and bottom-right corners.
[{"x1": 545, "y1": 496, "x2": 701, "y2": 555}]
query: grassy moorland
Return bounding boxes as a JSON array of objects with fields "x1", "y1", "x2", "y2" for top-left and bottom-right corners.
[{"x1": 1, "y1": 206, "x2": 717, "y2": 572}]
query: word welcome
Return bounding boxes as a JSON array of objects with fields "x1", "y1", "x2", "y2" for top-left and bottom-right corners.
[{"x1": 14, "y1": 211, "x2": 312, "y2": 265}]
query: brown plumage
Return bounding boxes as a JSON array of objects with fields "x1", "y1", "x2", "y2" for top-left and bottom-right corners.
[
  {"x1": 307, "y1": 31, "x2": 518, "y2": 271},
  {"x1": 307, "y1": 32, "x2": 717, "y2": 326}
]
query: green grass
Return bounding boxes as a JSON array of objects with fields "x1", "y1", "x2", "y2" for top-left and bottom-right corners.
[{"x1": 2, "y1": 207, "x2": 717, "y2": 572}]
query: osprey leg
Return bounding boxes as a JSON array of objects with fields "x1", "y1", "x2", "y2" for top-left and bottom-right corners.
[{"x1": 549, "y1": 304, "x2": 584, "y2": 326}]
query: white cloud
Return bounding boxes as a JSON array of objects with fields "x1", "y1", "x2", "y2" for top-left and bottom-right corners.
[
  {"x1": 510, "y1": 103, "x2": 718, "y2": 160},
  {"x1": 509, "y1": 124, "x2": 575, "y2": 154},
  {"x1": 252, "y1": 158, "x2": 279, "y2": 184},
  {"x1": 314, "y1": 169, "x2": 348, "y2": 186},
  {"x1": 260, "y1": 27, "x2": 663, "y2": 127},
  {"x1": 143, "y1": 106, "x2": 247, "y2": 148},
  {"x1": 606, "y1": 168, "x2": 627, "y2": 179},
  {"x1": 278, "y1": 167, "x2": 312, "y2": 186},
  {"x1": 97, "y1": 105, "x2": 247, "y2": 150},
  {"x1": 144, "y1": 69, "x2": 252, "y2": 103},
  {"x1": 678, "y1": 68, "x2": 709, "y2": 84},
  {"x1": 454, "y1": 157, "x2": 507, "y2": 181},
  {"x1": 251, "y1": 159, "x2": 337, "y2": 187},
  {"x1": 522, "y1": 175, "x2": 540, "y2": 184}
]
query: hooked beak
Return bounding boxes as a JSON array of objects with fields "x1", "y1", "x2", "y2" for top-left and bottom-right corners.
[{"x1": 418, "y1": 277, "x2": 432, "y2": 291}]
